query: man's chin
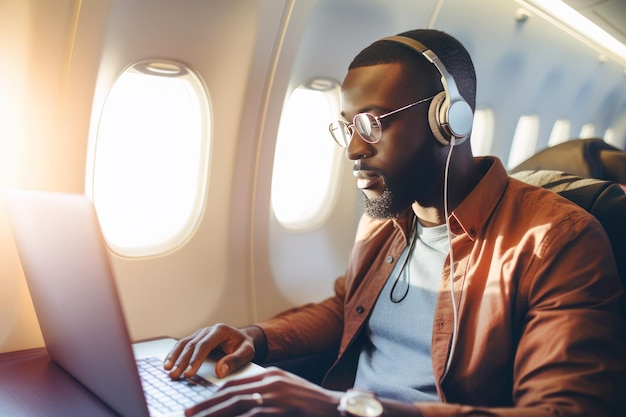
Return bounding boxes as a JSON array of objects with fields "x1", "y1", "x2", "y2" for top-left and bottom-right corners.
[{"x1": 362, "y1": 191, "x2": 405, "y2": 219}]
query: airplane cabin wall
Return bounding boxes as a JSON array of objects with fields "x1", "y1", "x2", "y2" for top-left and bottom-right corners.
[
  {"x1": 1, "y1": 0, "x2": 625, "y2": 354},
  {"x1": 429, "y1": 0, "x2": 626, "y2": 160},
  {"x1": 0, "y1": 0, "x2": 291, "y2": 353},
  {"x1": 0, "y1": 0, "x2": 89, "y2": 353},
  {"x1": 79, "y1": 0, "x2": 289, "y2": 343}
]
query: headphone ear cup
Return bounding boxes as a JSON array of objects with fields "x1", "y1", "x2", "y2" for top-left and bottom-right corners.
[{"x1": 428, "y1": 92, "x2": 452, "y2": 146}]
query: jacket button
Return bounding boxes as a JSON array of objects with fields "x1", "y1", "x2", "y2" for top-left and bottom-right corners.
[
  {"x1": 356, "y1": 306, "x2": 365, "y2": 314},
  {"x1": 385, "y1": 255, "x2": 394, "y2": 263}
]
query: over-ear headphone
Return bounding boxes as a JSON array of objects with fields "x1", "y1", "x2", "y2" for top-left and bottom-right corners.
[{"x1": 380, "y1": 35, "x2": 474, "y2": 146}]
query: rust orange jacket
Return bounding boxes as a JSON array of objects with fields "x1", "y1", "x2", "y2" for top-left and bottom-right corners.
[{"x1": 257, "y1": 157, "x2": 626, "y2": 417}]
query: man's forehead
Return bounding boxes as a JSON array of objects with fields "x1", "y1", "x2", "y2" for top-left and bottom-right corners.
[
  {"x1": 341, "y1": 64, "x2": 408, "y2": 104},
  {"x1": 342, "y1": 63, "x2": 406, "y2": 90},
  {"x1": 340, "y1": 62, "x2": 434, "y2": 113}
]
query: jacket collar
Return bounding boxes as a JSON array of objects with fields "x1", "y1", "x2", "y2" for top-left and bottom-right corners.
[{"x1": 449, "y1": 157, "x2": 509, "y2": 240}]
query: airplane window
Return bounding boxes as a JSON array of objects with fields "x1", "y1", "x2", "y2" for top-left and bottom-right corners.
[
  {"x1": 470, "y1": 108, "x2": 494, "y2": 156},
  {"x1": 604, "y1": 128, "x2": 615, "y2": 145},
  {"x1": 548, "y1": 119, "x2": 571, "y2": 146},
  {"x1": 271, "y1": 79, "x2": 343, "y2": 230},
  {"x1": 507, "y1": 115, "x2": 539, "y2": 169},
  {"x1": 88, "y1": 60, "x2": 210, "y2": 257},
  {"x1": 579, "y1": 123, "x2": 596, "y2": 138}
]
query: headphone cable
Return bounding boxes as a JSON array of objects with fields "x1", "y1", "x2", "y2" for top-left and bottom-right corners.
[{"x1": 441, "y1": 139, "x2": 459, "y2": 380}]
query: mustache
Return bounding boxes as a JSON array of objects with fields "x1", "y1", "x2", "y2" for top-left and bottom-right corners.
[{"x1": 353, "y1": 161, "x2": 385, "y2": 176}]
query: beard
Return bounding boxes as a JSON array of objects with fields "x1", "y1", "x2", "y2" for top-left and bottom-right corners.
[
  {"x1": 362, "y1": 173, "x2": 416, "y2": 219},
  {"x1": 362, "y1": 188, "x2": 394, "y2": 219}
]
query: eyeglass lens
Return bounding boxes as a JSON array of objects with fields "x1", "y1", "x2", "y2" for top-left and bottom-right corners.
[
  {"x1": 329, "y1": 122, "x2": 351, "y2": 147},
  {"x1": 354, "y1": 113, "x2": 381, "y2": 143},
  {"x1": 329, "y1": 114, "x2": 382, "y2": 148}
]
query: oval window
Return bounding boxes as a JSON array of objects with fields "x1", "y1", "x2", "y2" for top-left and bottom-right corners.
[
  {"x1": 271, "y1": 79, "x2": 344, "y2": 230},
  {"x1": 548, "y1": 119, "x2": 571, "y2": 146},
  {"x1": 470, "y1": 108, "x2": 495, "y2": 156},
  {"x1": 508, "y1": 115, "x2": 539, "y2": 169},
  {"x1": 88, "y1": 60, "x2": 210, "y2": 257}
]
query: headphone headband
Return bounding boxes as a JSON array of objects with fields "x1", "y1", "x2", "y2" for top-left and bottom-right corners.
[{"x1": 380, "y1": 35, "x2": 473, "y2": 145}]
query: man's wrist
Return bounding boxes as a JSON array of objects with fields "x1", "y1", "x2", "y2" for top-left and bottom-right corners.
[
  {"x1": 337, "y1": 389, "x2": 383, "y2": 417},
  {"x1": 241, "y1": 325, "x2": 268, "y2": 363}
]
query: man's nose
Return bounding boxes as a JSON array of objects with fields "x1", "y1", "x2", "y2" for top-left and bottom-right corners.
[{"x1": 346, "y1": 132, "x2": 374, "y2": 161}]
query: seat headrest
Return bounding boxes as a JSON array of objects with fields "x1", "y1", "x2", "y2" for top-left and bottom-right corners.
[{"x1": 509, "y1": 139, "x2": 626, "y2": 185}]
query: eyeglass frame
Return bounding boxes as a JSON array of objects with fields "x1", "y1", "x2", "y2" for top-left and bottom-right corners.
[{"x1": 328, "y1": 94, "x2": 437, "y2": 148}]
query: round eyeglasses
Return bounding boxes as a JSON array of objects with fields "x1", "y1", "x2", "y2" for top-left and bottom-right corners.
[{"x1": 328, "y1": 94, "x2": 436, "y2": 148}]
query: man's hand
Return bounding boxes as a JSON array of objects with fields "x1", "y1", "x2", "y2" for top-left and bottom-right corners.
[
  {"x1": 183, "y1": 367, "x2": 344, "y2": 417},
  {"x1": 163, "y1": 324, "x2": 263, "y2": 379},
  {"x1": 183, "y1": 367, "x2": 422, "y2": 417}
]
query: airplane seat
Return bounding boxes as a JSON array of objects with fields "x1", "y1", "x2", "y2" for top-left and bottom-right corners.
[
  {"x1": 509, "y1": 138, "x2": 626, "y2": 187},
  {"x1": 510, "y1": 169, "x2": 626, "y2": 318}
]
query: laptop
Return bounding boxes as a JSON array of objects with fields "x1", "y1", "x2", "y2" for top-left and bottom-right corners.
[{"x1": 6, "y1": 189, "x2": 264, "y2": 417}]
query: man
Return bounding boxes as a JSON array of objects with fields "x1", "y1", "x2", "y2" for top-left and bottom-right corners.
[{"x1": 164, "y1": 29, "x2": 626, "y2": 416}]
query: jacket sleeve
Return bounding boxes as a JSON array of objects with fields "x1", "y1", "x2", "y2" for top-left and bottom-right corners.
[
  {"x1": 253, "y1": 213, "x2": 393, "y2": 363},
  {"x1": 255, "y1": 275, "x2": 346, "y2": 362}
]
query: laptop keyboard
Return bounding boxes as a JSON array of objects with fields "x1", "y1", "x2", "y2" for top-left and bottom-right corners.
[{"x1": 137, "y1": 356, "x2": 218, "y2": 416}]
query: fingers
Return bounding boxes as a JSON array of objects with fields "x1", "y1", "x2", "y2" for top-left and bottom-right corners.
[
  {"x1": 163, "y1": 324, "x2": 256, "y2": 379},
  {"x1": 183, "y1": 368, "x2": 342, "y2": 417},
  {"x1": 218, "y1": 367, "x2": 290, "y2": 389},
  {"x1": 185, "y1": 391, "x2": 270, "y2": 417},
  {"x1": 184, "y1": 371, "x2": 283, "y2": 417},
  {"x1": 164, "y1": 327, "x2": 219, "y2": 379},
  {"x1": 163, "y1": 334, "x2": 194, "y2": 370},
  {"x1": 182, "y1": 333, "x2": 226, "y2": 378},
  {"x1": 214, "y1": 342, "x2": 255, "y2": 378}
]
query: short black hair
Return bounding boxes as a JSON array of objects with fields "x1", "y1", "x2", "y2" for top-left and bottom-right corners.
[{"x1": 349, "y1": 29, "x2": 476, "y2": 112}]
